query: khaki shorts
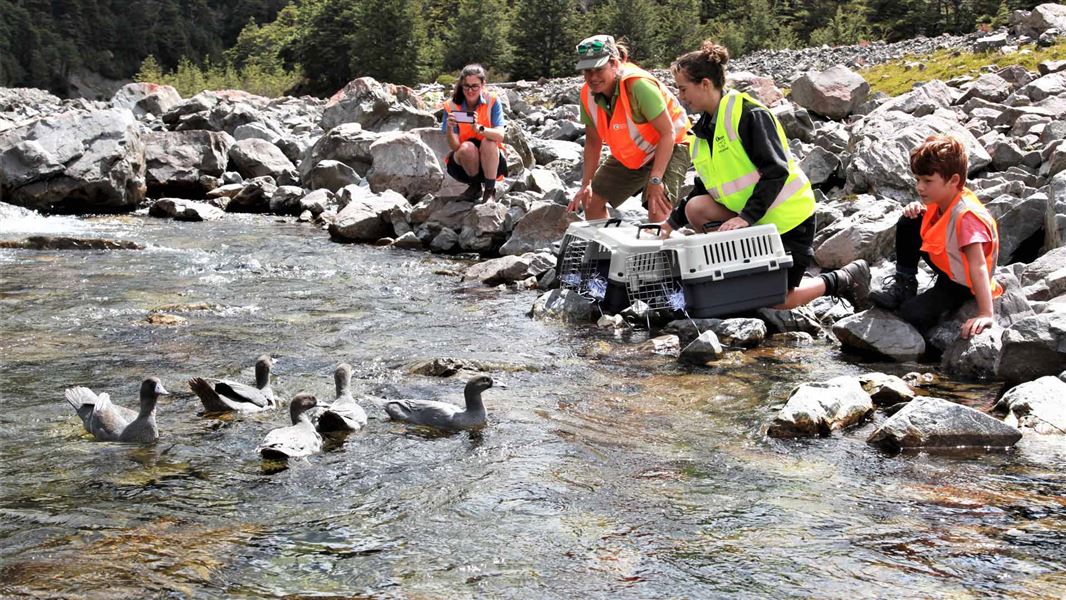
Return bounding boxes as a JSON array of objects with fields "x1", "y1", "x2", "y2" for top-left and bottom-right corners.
[{"x1": 591, "y1": 143, "x2": 690, "y2": 208}]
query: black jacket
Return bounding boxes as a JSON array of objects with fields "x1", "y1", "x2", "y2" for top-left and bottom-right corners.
[{"x1": 667, "y1": 97, "x2": 792, "y2": 230}]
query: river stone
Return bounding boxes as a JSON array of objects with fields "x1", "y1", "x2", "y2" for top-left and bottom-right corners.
[
  {"x1": 832, "y1": 309, "x2": 926, "y2": 362},
  {"x1": 858, "y1": 372, "x2": 917, "y2": 406},
  {"x1": 320, "y1": 77, "x2": 435, "y2": 132},
  {"x1": 768, "y1": 331, "x2": 816, "y2": 346},
  {"x1": 640, "y1": 334, "x2": 681, "y2": 357},
  {"x1": 996, "y1": 376, "x2": 1066, "y2": 434},
  {"x1": 873, "y1": 79, "x2": 955, "y2": 117},
  {"x1": 0, "y1": 235, "x2": 143, "y2": 250},
  {"x1": 459, "y1": 201, "x2": 511, "y2": 253},
  {"x1": 958, "y1": 73, "x2": 1012, "y2": 104},
  {"x1": 328, "y1": 187, "x2": 408, "y2": 242},
  {"x1": 679, "y1": 330, "x2": 724, "y2": 364},
  {"x1": 300, "y1": 123, "x2": 378, "y2": 184},
  {"x1": 298, "y1": 188, "x2": 334, "y2": 216},
  {"x1": 996, "y1": 312, "x2": 1066, "y2": 384},
  {"x1": 148, "y1": 198, "x2": 223, "y2": 221},
  {"x1": 111, "y1": 82, "x2": 182, "y2": 117},
  {"x1": 429, "y1": 227, "x2": 460, "y2": 252},
  {"x1": 867, "y1": 396, "x2": 1022, "y2": 450},
  {"x1": 767, "y1": 376, "x2": 873, "y2": 438},
  {"x1": 463, "y1": 254, "x2": 533, "y2": 285},
  {"x1": 143, "y1": 130, "x2": 234, "y2": 196},
  {"x1": 662, "y1": 319, "x2": 723, "y2": 346},
  {"x1": 813, "y1": 197, "x2": 901, "y2": 269},
  {"x1": 306, "y1": 159, "x2": 362, "y2": 192},
  {"x1": 269, "y1": 185, "x2": 306, "y2": 215},
  {"x1": 713, "y1": 318, "x2": 767, "y2": 348},
  {"x1": 1046, "y1": 172, "x2": 1066, "y2": 250},
  {"x1": 0, "y1": 107, "x2": 146, "y2": 213},
  {"x1": 789, "y1": 65, "x2": 869, "y2": 120},
  {"x1": 391, "y1": 231, "x2": 423, "y2": 249},
  {"x1": 227, "y1": 138, "x2": 297, "y2": 185},
  {"x1": 226, "y1": 176, "x2": 276, "y2": 213},
  {"x1": 940, "y1": 326, "x2": 1004, "y2": 381},
  {"x1": 366, "y1": 132, "x2": 443, "y2": 199},
  {"x1": 756, "y1": 306, "x2": 822, "y2": 334},
  {"x1": 798, "y1": 145, "x2": 839, "y2": 185},
  {"x1": 500, "y1": 202, "x2": 580, "y2": 255},
  {"x1": 531, "y1": 289, "x2": 594, "y2": 323},
  {"x1": 986, "y1": 191, "x2": 1047, "y2": 265},
  {"x1": 927, "y1": 270, "x2": 1034, "y2": 353}
]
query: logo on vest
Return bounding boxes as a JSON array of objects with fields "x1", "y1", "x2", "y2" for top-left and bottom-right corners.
[{"x1": 613, "y1": 124, "x2": 622, "y2": 130}]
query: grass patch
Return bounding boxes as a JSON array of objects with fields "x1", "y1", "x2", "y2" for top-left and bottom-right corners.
[{"x1": 860, "y1": 40, "x2": 1066, "y2": 97}]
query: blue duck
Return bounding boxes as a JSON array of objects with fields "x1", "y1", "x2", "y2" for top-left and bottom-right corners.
[
  {"x1": 317, "y1": 363, "x2": 368, "y2": 433},
  {"x1": 64, "y1": 377, "x2": 169, "y2": 443},
  {"x1": 257, "y1": 393, "x2": 323, "y2": 459},
  {"x1": 189, "y1": 354, "x2": 277, "y2": 413},
  {"x1": 376, "y1": 375, "x2": 494, "y2": 432}
]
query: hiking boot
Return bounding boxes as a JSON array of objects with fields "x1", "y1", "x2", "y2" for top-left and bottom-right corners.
[
  {"x1": 480, "y1": 187, "x2": 497, "y2": 203},
  {"x1": 832, "y1": 259, "x2": 871, "y2": 311},
  {"x1": 460, "y1": 182, "x2": 482, "y2": 200},
  {"x1": 869, "y1": 272, "x2": 918, "y2": 310}
]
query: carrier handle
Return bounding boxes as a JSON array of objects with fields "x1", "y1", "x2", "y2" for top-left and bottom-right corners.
[
  {"x1": 635, "y1": 223, "x2": 662, "y2": 239},
  {"x1": 701, "y1": 221, "x2": 724, "y2": 232},
  {"x1": 604, "y1": 218, "x2": 623, "y2": 228}
]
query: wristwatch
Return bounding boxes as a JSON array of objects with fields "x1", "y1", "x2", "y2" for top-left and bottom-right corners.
[
  {"x1": 477, "y1": 124, "x2": 486, "y2": 133},
  {"x1": 649, "y1": 176, "x2": 663, "y2": 186}
]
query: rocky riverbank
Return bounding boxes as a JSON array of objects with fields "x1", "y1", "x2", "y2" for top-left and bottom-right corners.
[{"x1": 3, "y1": 5, "x2": 1065, "y2": 450}]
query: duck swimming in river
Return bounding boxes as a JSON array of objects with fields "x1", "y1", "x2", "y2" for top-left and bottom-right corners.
[
  {"x1": 64, "y1": 377, "x2": 169, "y2": 443},
  {"x1": 189, "y1": 354, "x2": 277, "y2": 413},
  {"x1": 317, "y1": 363, "x2": 368, "y2": 433},
  {"x1": 257, "y1": 393, "x2": 323, "y2": 459},
  {"x1": 376, "y1": 375, "x2": 494, "y2": 432}
]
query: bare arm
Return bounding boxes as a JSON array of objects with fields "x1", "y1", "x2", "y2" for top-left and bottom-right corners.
[
  {"x1": 960, "y1": 242, "x2": 995, "y2": 339},
  {"x1": 644, "y1": 108, "x2": 676, "y2": 221},
  {"x1": 569, "y1": 125, "x2": 604, "y2": 213}
]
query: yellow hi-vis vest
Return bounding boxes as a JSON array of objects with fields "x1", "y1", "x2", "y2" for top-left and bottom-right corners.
[
  {"x1": 580, "y1": 64, "x2": 690, "y2": 169},
  {"x1": 688, "y1": 89, "x2": 815, "y2": 234}
]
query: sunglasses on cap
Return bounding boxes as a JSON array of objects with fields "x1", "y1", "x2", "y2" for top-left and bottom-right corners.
[{"x1": 576, "y1": 40, "x2": 608, "y2": 55}]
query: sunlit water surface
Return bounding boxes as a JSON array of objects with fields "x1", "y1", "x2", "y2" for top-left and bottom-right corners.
[{"x1": 1, "y1": 211, "x2": 1064, "y2": 599}]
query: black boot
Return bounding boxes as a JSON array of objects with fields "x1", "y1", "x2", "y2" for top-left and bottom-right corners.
[
  {"x1": 460, "y1": 181, "x2": 482, "y2": 200},
  {"x1": 869, "y1": 272, "x2": 918, "y2": 310},
  {"x1": 823, "y1": 259, "x2": 871, "y2": 310}
]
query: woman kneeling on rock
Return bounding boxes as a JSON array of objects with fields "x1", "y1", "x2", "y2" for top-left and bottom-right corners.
[
  {"x1": 666, "y1": 40, "x2": 871, "y2": 311},
  {"x1": 441, "y1": 64, "x2": 508, "y2": 203}
]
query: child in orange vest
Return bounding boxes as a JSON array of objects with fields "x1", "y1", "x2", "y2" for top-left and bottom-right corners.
[{"x1": 870, "y1": 135, "x2": 1002, "y2": 339}]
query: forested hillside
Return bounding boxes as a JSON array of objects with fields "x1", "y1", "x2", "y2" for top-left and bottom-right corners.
[{"x1": 0, "y1": 0, "x2": 1049, "y2": 97}]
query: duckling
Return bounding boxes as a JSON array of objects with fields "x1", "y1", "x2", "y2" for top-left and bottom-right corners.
[
  {"x1": 317, "y1": 363, "x2": 368, "y2": 433},
  {"x1": 189, "y1": 354, "x2": 276, "y2": 413},
  {"x1": 376, "y1": 375, "x2": 494, "y2": 432},
  {"x1": 257, "y1": 393, "x2": 323, "y2": 459},
  {"x1": 64, "y1": 377, "x2": 169, "y2": 443}
]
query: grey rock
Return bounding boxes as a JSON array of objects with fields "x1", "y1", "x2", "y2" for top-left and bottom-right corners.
[
  {"x1": 997, "y1": 311, "x2": 1066, "y2": 384},
  {"x1": 789, "y1": 65, "x2": 870, "y2": 120},
  {"x1": 226, "y1": 176, "x2": 277, "y2": 213},
  {"x1": 1039, "y1": 59, "x2": 1066, "y2": 75},
  {"x1": 813, "y1": 197, "x2": 900, "y2": 269},
  {"x1": 729, "y1": 71, "x2": 785, "y2": 106},
  {"x1": 527, "y1": 168, "x2": 566, "y2": 194},
  {"x1": 639, "y1": 334, "x2": 681, "y2": 356},
  {"x1": 1015, "y1": 71, "x2": 1066, "y2": 103},
  {"x1": 767, "y1": 376, "x2": 873, "y2": 438},
  {"x1": 996, "y1": 375, "x2": 1066, "y2": 434},
  {"x1": 0, "y1": 235, "x2": 142, "y2": 250},
  {"x1": 941, "y1": 326, "x2": 1004, "y2": 381},
  {"x1": 143, "y1": 130, "x2": 233, "y2": 196},
  {"x1": 268, "y1": 185, "x2": 306, "y2": 216},
  {"x1": 867, "y1": 396, "x2": 1022, "y2": 450},
  {"x1": 858, "y1": 372, "x2": 917, "y2": 406},
  {"x1": 713, "y1": 318, "x2": 767, "y2": 348},
  {"x1": 298, "y1": 188, "x2": 334, "y2": 216},
  {"x1": 986, "y1": 192, "x2": 1048, "y2": 264},
  {"x1": 228, "y1": 138, "x2": 297, "y2": 184},
  {"x1": 529, "y1": 138, "x2": 582, "y2": 165},
  {"x1": 1022, "y1": 246, "x2": 1066, "y2": 286},
  {"x1": 799, "y1": 145, "x2": 840, "y2": 185},
  {"x1": 463, "y1": 254, "x2": 534, "y2": 285},
  {"x1": 832, "y1": 309, "x2": 926, "y2": 362},
  {"x1": 391, "y1": 231, "x2": 424, "y2": 249},
  {"x1": 300, "y1": 123, "x2": 378, "y2": 184},
  {"x1": 500, "y1": 202, "x2": 579, "y2": 255},
  {"x1": 927, "y1": 270, "x2": 1034, "y2": 352},
  {"x1": 756, "y1": 306, "x2": 822, "y2": 334},
  {"x1": 0, "y1": 108, "x2": 146, "y2": 213},
  {"x1": 1013, "y1": 4, "x2": 1066, "y2": 38},
  {"x1": 111, "y1": 82, "x2": 182, "y2": 117},
  {"x1": 531, "y1": 288, "x2": 595, "y2": 322},
  {"x1": 320, "y1": 77, "x2": 436, "y2": 132},
  {"x1": 679, "y1": 330, "x2": 725, "y2": 365},
  {"x1": 459, "y1": 201, "x2": 511, "y2": 253},
  {"x1": 148, "y1": 198, "x2": 223, "y2": 221},
  {"x1": 366, "y1": 132, "x2": 443, "y2": 199},
  {"x1": 306, "y1": 159, "x2": 362, "y2": 192},
  {"x1": 873, "y1": 79, "x2": 955, "y2": 117},
  {"x1": 430, "y1": 227, "x2": 460, "y2": 252},
  {"x1": 989, "y1": 137, "x2": 1026, "y2": 171},
  {"x1": 328, "y1": 187, "x2": 408, "y2": 242},
  {"x1": 770, "y1": 103, "x2": 815, "y2": 143},
  {"x1": 974, "y1": 32, "x2": 1010, "y2": 52},
  {"x1": 957, "y1": 73, "x2": 1012, "y2": 104}
]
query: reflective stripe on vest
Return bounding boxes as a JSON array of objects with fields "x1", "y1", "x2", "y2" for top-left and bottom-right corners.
[
  {"x1": 688, "y1": 89, "x2": 815, "y2": 234},
  {"x1": 919, "y1": 188, "x2": 1003, "y2": 298},
  {"x1": 580, "y1": 64, "x2": 690, "y2": 169}
]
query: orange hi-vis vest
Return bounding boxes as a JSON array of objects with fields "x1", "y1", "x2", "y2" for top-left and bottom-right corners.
[
  {"x1": 920, "y1": 187, "x2": 1003, "y2": 298},
  {"x1": 444, "y1": 93, "x2": 507, "y2": 152},
  {"x1": 580, "y1": 64, "x2": 690, "y2": 169}
]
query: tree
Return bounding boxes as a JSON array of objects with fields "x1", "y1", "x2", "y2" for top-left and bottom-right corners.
[
  {"x1": 809, "y1": 2, "x2": 871, "y2": 46},
  {"x1": 593, "y1": 0, "x2": 660, "y2": 66},
  {"x1": 656, "y1": 0, "x2": 707, "y2": 65},
  {"x1": 510, "y1": 0, "x2": 580, "y2": 79},
  {"x1": 348, "y1": 0, "x2": 428, "y2": 86},
  {"x1": 442, "y1": 0, "x2": 512, "y2": 74}
]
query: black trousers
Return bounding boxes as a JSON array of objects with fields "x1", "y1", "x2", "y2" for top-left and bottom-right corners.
[{"x1": 894, "y1": 214, "x2": 973, "y2": 332}]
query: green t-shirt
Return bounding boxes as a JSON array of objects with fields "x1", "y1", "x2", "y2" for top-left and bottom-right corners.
[{"x1": 579, "y1": 77, "x2": 667, "y2": 128}]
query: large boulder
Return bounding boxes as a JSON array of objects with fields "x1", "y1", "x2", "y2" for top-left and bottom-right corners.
[
  {"x1": 1013, "y1": 4, "x2": 1066, "y2": 37},
  {"x1": 111, "y1": 82, "x2": 182, "y2": 117},
  {"x1": 832, "y1": 309, "x2": 926, "y2": 362},
  {"x1": 1047, "y1": 171, "x2": 1066, "y2": 250},
  {"x1": 813, "y1": 196, "x2": 900, "y2": 269},
  {"x1": 300, "y1": 123, "x2": 379, "y2": 184},
  {"x1": 940, "y1": 326, "x2": 1003, "y2": 381},
  {"x1": 872, "y1": 79, "x2": 955, "y2": 117},
  {"x1": 995, "y1": 375, "x2": 1066, "y2": 434},
  {"x1": 767, "y1": 376, "x2": 873, "y2": 438},
  {"x1": 986, "y1": 193, "x2": 1048, "y2": 264},
  {"x1": 728, "y1": 71, "x2": 784, "y2": 106},
  {"x1": 499, "y1": 202, "x2": 579, "y2": 255},
  {"x1": 867, "y1": 396, "x2": 1022, "y2": 450},
  {"x1": 328, "y1": 186, "x2": 409, "y2": 242},
  {"x1": 996, "y1": 312, "x2": 1066, "y2": 384},
  {"x1": 227, "y1": 138, "x2": 297, "y2": 185},
  {"x1": 1015, "y1": 71, "x2": 1066, "y2": 103},
  {"x1": 148, "y1": 198, "x2": 224, "y2": 221},
  {"x1": 679, "y1": 330, "x2": 725, "y2": 365},
  {"x1": 927, "y1": 270, "x2": 1034, "y2": 353},
  {"x1": 143, "y1": 130, "x2": 234, "y2": 197},
  {"x1": 530, "y1": 289, "x2": 594, "y2": 322},
  {"x1": 789, "y1": 65, "x2": 870, "y2": 121},
  {"x1": 0, "y1": 108, "x2": 145, "y2": 213},
  {"x1": 463, "y1": 254, "x2": 535, "y2": 285},
  {"x1": 458, "y1": 201, "x2": 511, "y2": 253},
  {"x1": 320, "y1": 77, "x2": 436, "y2": 132},
  {"x1": 847, "y1": 111, "x2": 991, "y2": 200},
  {"x1": 304, "y1": 159, "x2": 362, "y2": 193},
  {"x1": 1022, "y1": 246, "x2": 1066, "y2": 286},
  {"x1": 366, "y1": 132, "x2": 443, "y2": 199}
]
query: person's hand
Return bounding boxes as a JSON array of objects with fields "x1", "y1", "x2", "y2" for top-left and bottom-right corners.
[
  {"x1": 903, "y1": 201, "x2": 926, "y2": 219},
  {"x1": 718, "y1": 216, "x2": 750, "y2": 231},
  {"x1": 569, "y1": 183, "x2": 593, "y2": 214},
  {"x1": 645, "y1": 182, "x2": 670, "y2": 221},
  {"x1": 446, "y1": 113, "x2": 458, "y2": 131},
  {"x1": 659, "y1": 222, "x2": 673, "y2": 240},
  {"x1": 961, "y1": 315, "x2": 994, "y2": 339}
]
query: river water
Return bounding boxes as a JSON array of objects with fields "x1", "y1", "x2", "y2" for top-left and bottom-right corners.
[{"x1": 1, "y1": 210, "x2": 1064, "y2": 599}]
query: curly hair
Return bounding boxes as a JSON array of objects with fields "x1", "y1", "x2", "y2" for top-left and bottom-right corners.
[
  {"x1": 910, "y1": 135, "x2": 968, "y2": 188},
  {"x1": 671, "y1": 40, "x2": 729, "y2": 89}
]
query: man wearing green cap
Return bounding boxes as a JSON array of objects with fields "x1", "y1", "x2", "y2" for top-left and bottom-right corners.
[{"x1": 569, "y1": 34, "x2": 691, "y2": 223}]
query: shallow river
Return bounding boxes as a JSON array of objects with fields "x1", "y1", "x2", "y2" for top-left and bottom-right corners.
[{"x1": 1, "y1": 211, "x2": 1064, "y2": 599}]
